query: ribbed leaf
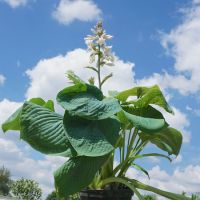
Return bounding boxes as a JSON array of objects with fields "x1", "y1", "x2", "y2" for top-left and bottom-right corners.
[
  {"x1": 2, "y1": 98, "x2": 46, "y2": 133},
  {"x1": 63, "y1": 112, "x2": 120, "y2": 157},
  {"x1": 57, "y1": 84, "x2": 121, "y2": 120},
  {"x1": 139, "y1": 127, "x2": 182, "y2": 155},
  {"x1": 20, "y1": 102, "x2": 76, "y2": 157},
  {"x1": 54, "y1": 156, "x2": 107, "y2": 198}
]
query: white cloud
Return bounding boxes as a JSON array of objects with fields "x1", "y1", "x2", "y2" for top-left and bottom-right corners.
[
  {"x1": 0, "y1": 99, "x2": 22, "y2": 125},
  {"x1": 0, "y1": 138, "x2": 66, "y2": 198},
  {"x1": 1, "y1": 0, "x2": 28, "y2": 8},
  {"x1": 0, "y1": 74, "x2": 6, "y2": 86},
  {"x1": 163, "y1": 106, "x2": 191, "y2": 143},
  {"x1": 137, "y1": 1, "x2": 200, "y2": 95},
  {"x1": 127, "y1": 164, "x2": 200, "y2": 198},
  {"x1": 25, "y1": 48, "x2": 135, "y2": 102},
  {"x1": 52, "y1": 0, "x2": 102, "y2": 25}
]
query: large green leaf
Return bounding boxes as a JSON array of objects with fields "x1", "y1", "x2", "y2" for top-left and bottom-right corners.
[
  {"x1": 117, "y1": 110, "x2": 167, "y2": 133},
  {"x1": 134, "y1": 85, "x2": 173, "y2": 114},
  {"x1": 139, "y1": 127, "x2": 182, "y2": 155},
  {"x1": 57, "y1": 83, "x2": 121, "y2": 120},
  {"x1": 54, "y1": 156, "x2": 107, "y2": 199},
  {"x1": 20, "y1": 102, "x2": 76, "y2": 157},
  {"x1": 116, "y1": 85, "x2": 173, "y2": 114},
  {"x1": 2, "y1": 98, "x2": 47, "y2": 133},
  {"x1": 116, "y1": 86, "x2": 149, "y2": 102},
  {"x1": 63, "y1": 112, "x2": 120, "y2": 157}
]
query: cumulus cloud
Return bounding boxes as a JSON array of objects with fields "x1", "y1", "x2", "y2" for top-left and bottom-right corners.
[
  {"x1": 0, "y1": 0, "x2": 28, "y2": 8},
  {"x1": 127, "y1": 164, "x2": 200, "y2": 198},
  {"x1": 0, "y1": 138, "x2": 66, "y2": 197},
  {"x1": 137, "y1": 1, "x2": 200, "y2": 95},
  {"x1": 163, "y1": 106, "x2": 191, "y2": 143},
  {"x1": 25, "y1": 48, "x2": 135, "y2": 101},
  {"x1": 0, "y1": 74, "x2": 5, "y2": 86},
  {"x1": 52, "y1": 0, "x2": 102, "y2": 25}
]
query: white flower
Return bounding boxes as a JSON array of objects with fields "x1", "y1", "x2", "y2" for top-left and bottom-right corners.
[
  {"x1": 84, "y1": 35, "x2": 96, "y2": 45},
  {"x1": 104, "y1": 60, "x2": 114, "y2": 66},
  {"x1": 97, "y1": 36, "x2": 105, "y2": 46},
  {"x1": 104, "y1": 46, "x2": 112, "y2": 56},
  {"x1": 102, "y1": 34, "x2": 113, "y2": 40},
  {"x1": 85, "y1": 21, "x2": 114, "y2": 66}
]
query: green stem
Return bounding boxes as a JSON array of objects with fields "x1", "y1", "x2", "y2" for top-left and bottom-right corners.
[
  {"x1": 97, "y1": 45, "x2": 101, "y2": 90},
  {"x1": 116, "y1": 128, "x2": 138, "y2": 177},
  {"x1": 121, "y1": 141, "x2": 148, "y2": 176},
  {"x1": 129, "y1": 178, "x2": 191, "y2": 200},
  {"x1": 127, "y1": 128, "x2": 138, "y2": 157},
  {"x1": 122, "y1": 131, "x2": 125, "y2": 162}
]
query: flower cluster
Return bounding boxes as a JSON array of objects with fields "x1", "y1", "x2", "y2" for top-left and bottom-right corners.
[{"x1": 84, "y1": 21, "x2": 114, "y2": 66}]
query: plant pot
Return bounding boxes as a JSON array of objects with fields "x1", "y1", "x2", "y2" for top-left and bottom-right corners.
[{"x1": 79, "y1": 188, "x2": 133, "y2": 200}]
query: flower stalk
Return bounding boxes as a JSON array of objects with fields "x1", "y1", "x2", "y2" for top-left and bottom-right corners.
[{"x1": 84, "y1": 21, "x2": 114, "y2": 90}]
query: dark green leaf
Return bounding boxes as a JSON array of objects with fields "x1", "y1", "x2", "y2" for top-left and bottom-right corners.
[
  {"x1": 116, "y1": 86, "x2": 149, "y2": 102},
  {"x1": 139, "y1": 127, "x2": 183, "y2": 155},
  {"x1": 20, "y1": 102, "x2": 76, "y2": 157},
  {"x1": 117, "y1": 110, "x2": 167, "y2": 133},
  {"x1": 54, "y1": 156, "x2": 107, "y2": 198},
  {"x1": 116, "y1": 85, "x2": 173, "y2": 114},
  {"x1": 57, "y1": 84, "x2": 121, "y2": 120},
  {"x1": 134, "y1": 85, "x2": 173, "y2": 114},
  {"x1": 2, "y1": 98, "x2": 46, "y2": 133},
  {"x1": 63, "y1": 112, "x2": 120, "y2": 157}
]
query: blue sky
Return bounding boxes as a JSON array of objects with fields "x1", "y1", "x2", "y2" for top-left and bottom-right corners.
[{"x1": 1, "y1": 0, "x2": 200, "y2": 198}]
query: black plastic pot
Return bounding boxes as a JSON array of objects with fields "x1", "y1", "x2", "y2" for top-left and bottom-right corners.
[{"x1": 79, "y1": 189, "x2": 133, "y2": 200}]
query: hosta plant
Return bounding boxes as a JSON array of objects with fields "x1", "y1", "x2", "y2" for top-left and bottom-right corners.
[{"x1": 2, "y1": 22, "x2": 191, "y2": 200}]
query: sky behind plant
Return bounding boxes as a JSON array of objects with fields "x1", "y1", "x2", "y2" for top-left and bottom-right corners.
[{"x1": 0, "y1": 0, "x2": 200, "y2": 198}]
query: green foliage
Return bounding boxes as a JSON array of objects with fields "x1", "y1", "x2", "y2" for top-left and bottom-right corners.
[
  {"x1": 57, "y1": 83, "x2": 121, "y2": 120},
  {"x1": 63, "y1": 112, "x2": 120, "y2": 156},
  {"x1": 2, "y1": 98, "x2": 54, "y2": 133},
  {"x1": 143, "y1": 194, "x2": 157, "y2": 200},
  {"x1": 0, "y1": 166, "x2": 12, "y2": 196},
  {"x1": 1, "y1": 22, "x2": 188, "y2": 200},
  {"x1": 140, "y1": 127, "x2": 182, "y2": 155},
  {"x1": 46, "y1": 191, "x2": 57, "y2": 200},
  {"x1": 116, "y1": 85, "x2": 173, "y2": 114},
  {"x1": 11, "y1": 178, "x2": 42, "y2": 200},
  {"x1": 191, "y1": 194, "x2": 200, "y2": 200},
  {"x1": 46, "y1": 191, "x2": 80, "y2": 200},
  {"x1": 20, "y1": 102, "x2": 76, "y2": 157},
  {"x1": 54, "y1": 156, "x2": 107, "y2": 199}
]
